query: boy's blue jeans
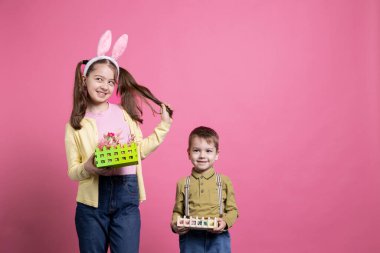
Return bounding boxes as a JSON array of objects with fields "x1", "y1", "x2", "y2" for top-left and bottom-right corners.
[
  {"x1": 75, "y1": 175, "x2": 140, "y2": 253},
  {"x1": 179, "y1": 230, "x2": 231, "y2": 253}
]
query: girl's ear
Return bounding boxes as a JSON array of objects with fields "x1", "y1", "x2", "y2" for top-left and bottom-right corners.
[
  {"x1": 82, "y1": 76, "x2": 87, "y2": 86},
  {"x1": 112, "y1": 34, "x2": 128, "y2": 60},
  {"x1": 97, "y1": 30, "x2": 112, "y2": 56}
]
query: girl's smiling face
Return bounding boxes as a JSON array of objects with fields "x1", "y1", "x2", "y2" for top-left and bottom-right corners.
[
  {"x1": 84, "y1": 63, "x2": 116, "y2": 106},
  {"x1": 188, "y1": 136, "x2": 219, "y2": 173}
]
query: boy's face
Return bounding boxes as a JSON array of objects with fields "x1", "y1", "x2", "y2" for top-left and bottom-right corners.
[{"x1": 188, "y1": 136, "x2": 219, "y2": 173}]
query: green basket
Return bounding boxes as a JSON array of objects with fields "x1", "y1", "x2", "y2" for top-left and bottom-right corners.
[{"x1": 95, "y1": 142, "x2": 139, "y2": 168}]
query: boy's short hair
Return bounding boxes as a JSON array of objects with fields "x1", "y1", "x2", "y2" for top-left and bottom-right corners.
[{"x1": 188, "y1": 126, "x2": 219, "y2": 152}]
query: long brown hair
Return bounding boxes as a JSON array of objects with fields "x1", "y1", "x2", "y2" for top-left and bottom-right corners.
[{"x1": 69, "y1": 59, "x2": 173, "y2": 130}]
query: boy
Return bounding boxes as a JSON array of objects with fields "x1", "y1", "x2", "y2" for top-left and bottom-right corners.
[{"x1": 171, "y1": 126, "x2": 239, "y2": 253}]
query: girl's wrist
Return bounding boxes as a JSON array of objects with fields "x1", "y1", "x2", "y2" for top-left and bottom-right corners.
[
  {"x1": 161, "y1": 118, "x2": 172, "y2": 126},
  {"x1": 84, "y1": 160, "x2": 94, "y2": 174},
  {"x1": 84, "y1": 163, "x2": 90, "y2": 173}
]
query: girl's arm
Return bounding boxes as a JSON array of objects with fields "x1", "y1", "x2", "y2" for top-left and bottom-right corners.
[
  {"x1": 134, "y1": 104, "x2": 172, "y2": 159},
  {"x1": 65, "y1": 124, "x2": 91, "y2": 181}
]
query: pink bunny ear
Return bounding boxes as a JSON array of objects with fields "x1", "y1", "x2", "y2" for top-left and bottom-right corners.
[
  {"x1": 112, "y1": 34, "x2": 128, "y2": 60},
  {"x1": 97, "y1": 30, "x2": 112, "y2": 56}
]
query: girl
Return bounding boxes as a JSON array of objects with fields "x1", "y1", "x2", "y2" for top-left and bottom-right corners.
[{"x1": 65, "y1": 31, "x2": 173, "y2": 253}]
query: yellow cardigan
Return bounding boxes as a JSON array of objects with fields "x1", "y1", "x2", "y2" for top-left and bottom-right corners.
[{"x1": 65, "y1": 109, "x2": 171, "y2": 207}]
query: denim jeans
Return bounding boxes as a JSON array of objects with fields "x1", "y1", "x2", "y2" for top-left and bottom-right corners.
[
  {"x1": 179, "y1": 230, "x2": 231, "y2": 253},
  {"x1": 75, "y1": 175, "x2": 140, "y2": 253}
]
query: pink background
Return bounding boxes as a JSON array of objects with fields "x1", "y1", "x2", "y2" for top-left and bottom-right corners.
[{"x1": 1, "y1": 0, "x2": 379, "y2": 252}]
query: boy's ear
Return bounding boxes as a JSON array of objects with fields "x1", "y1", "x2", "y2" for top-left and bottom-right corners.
[{"x1": 215, "y1": 151, "x2": 220, "y2": 160}]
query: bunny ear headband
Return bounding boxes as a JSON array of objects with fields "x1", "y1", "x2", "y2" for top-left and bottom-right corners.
[{"x1": 83, "y1": 30, "x2": 128, "y2": 78}]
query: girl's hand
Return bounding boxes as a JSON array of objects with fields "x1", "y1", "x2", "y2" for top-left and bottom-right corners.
[
  {"x1": 161, "y1": 104, "x2": 173, "y2": 124},
  {"x1": 211, "y1": 218, "x2": 227, "y2": 233},
  {"x1": 171, "y1": 223, "x2": 190, "y2": 235},
  {"x1": 84, "y1": 154, "x2": 114, "y2": 176}
]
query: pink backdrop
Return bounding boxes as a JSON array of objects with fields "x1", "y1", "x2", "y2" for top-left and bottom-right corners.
[{"x1": 1, "y1": 0, "x2": 379, "y2": 252}]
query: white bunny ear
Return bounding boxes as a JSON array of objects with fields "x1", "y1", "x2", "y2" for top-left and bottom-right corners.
[
  {"x1": 97, "y1": 30, "x2": 112, "y2": 56},
  {"x1": 112, "y1": 34, "x2": 128, "y2": 60}
]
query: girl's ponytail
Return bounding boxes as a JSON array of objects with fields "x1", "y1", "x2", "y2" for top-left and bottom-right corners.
[
  {"x1": 69, "y1": 61, "x2": 88, "y2": 130},
  {"x1": 117, "y1": 67, "x2": 173, "y2": 124},
  {"x1": 69, "y1": 60, "x2": 172, "y2": 129}
]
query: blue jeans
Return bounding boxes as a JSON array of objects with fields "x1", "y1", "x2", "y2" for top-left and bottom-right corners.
[
  {"x1": 75, "y1": 175, "x2": 140, "y2": 253},
  {"x1": 179, "y1": 230, "x2": 231, "y2": 253}
]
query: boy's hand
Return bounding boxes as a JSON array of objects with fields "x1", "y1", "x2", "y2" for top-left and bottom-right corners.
[
  {"x1": 171, "y1": 223, "x2": 190, "y2": 235},
  {"x1": 211, "y1": 218, "x2": 227, "y2": 233}
]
